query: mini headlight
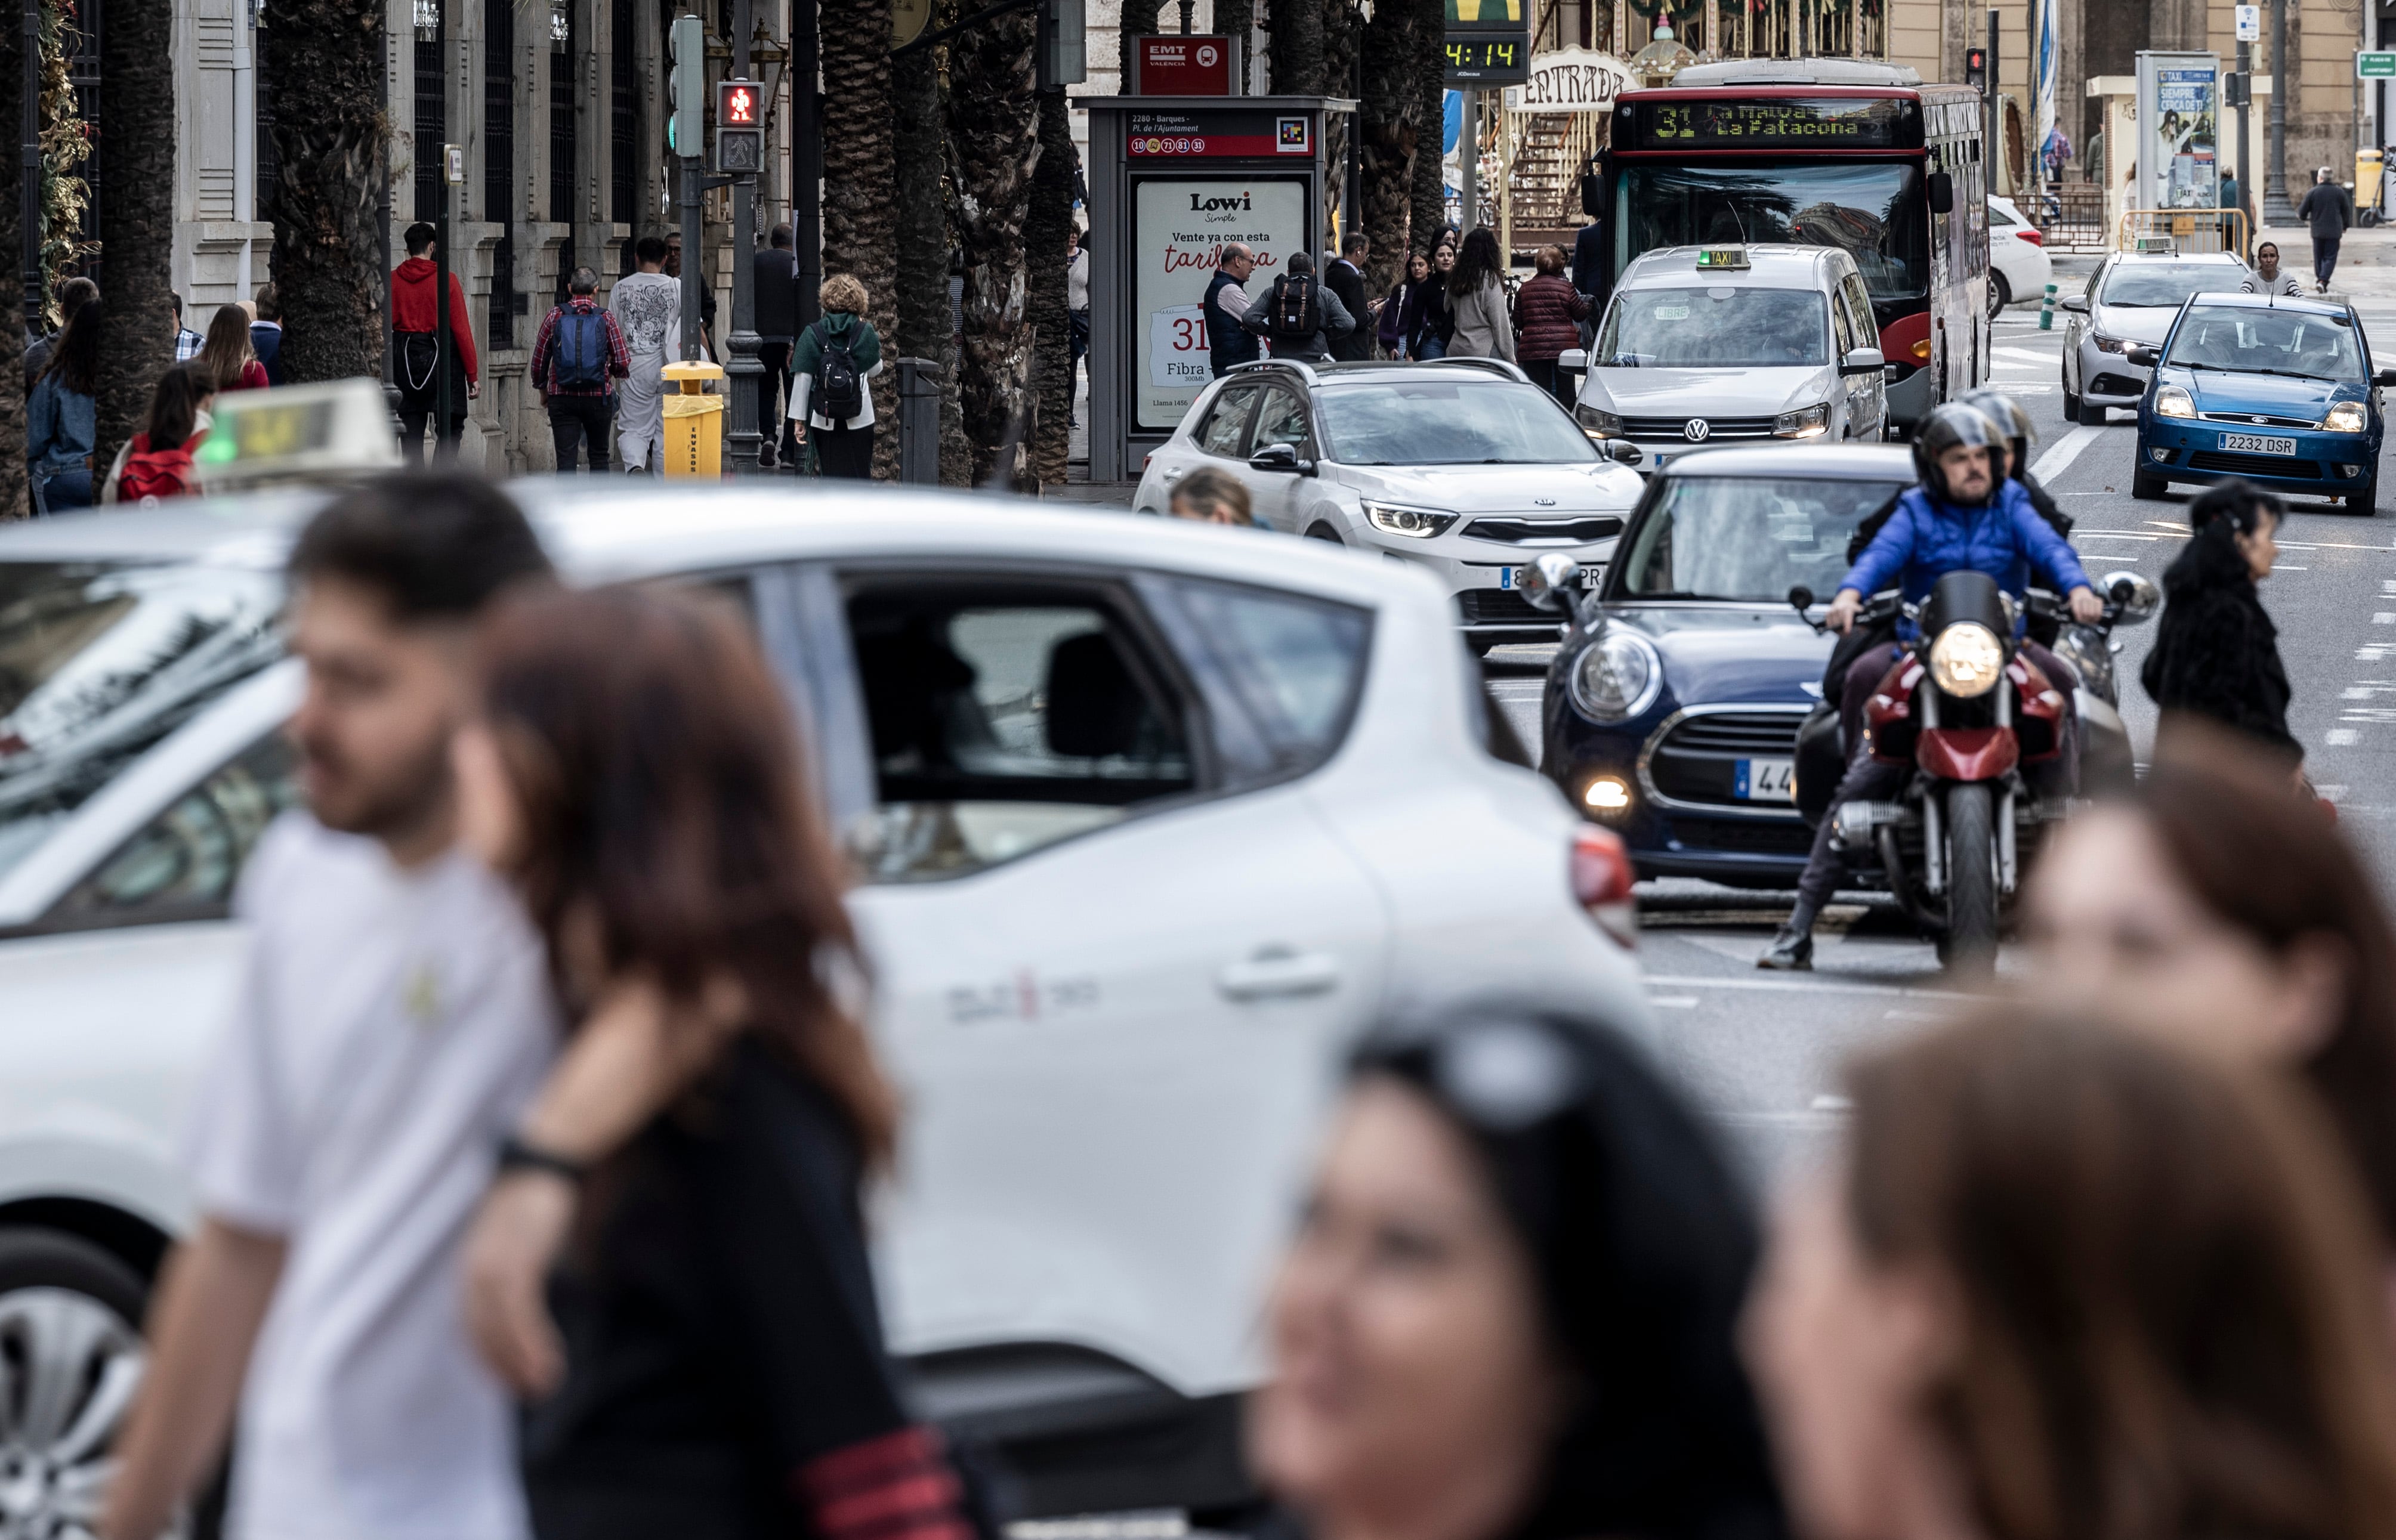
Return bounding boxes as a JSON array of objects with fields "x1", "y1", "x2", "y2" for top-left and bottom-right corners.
[
  {"x1": 1361, "y1": 500, "x2": 1458, "y2": 539},
  {"x1": 1568, "y1": 630, "x2": 1662, "y2": 722},
  {"x1": 2325, "y1": 400, "x2": 2369, "y2": 433},
  {"x1": 1575, "y1": 404, "x2": 1622, "y2": 437},
  {"x1": 2092, "y1": 331, "x2": 2128, "y2": 355},
  {"x1": 1584, "y1": 776, "x2": 1632, "y2": 812},
  {"x1": 2154, "y1": 385, "x2": 2196, "y2": 418},
  {"x1": 1927, "y1": 621, "x2": 2006, "y2": 699},
  {"x1": 1774, "y1": 402, "x2": 1830, "y2": 438}
]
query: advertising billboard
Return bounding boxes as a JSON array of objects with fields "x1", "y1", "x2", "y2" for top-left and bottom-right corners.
[
  {"x1": 1131, "y1": 177, "x2": 1308, "y2": 432},
  {"x1": 2136, "y1": 51, "x2": 2219, "y2": 211}
]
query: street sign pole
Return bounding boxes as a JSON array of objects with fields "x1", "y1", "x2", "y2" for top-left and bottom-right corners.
[
  {"x1": 2265, "y1": 0, "x2": 2294, "y2": 224},
  {"x1": 723, "y1": 0, "x2": 764, "y2": 470}
]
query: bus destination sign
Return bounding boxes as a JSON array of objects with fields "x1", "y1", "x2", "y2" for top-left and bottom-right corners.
[{"x1": 1628, "y1": 97, "x2": 1910, "y2": 149}]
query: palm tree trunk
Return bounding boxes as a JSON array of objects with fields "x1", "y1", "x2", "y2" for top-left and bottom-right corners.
[
  {"x1": 1117, "y1": 0, "x2": 1160, "y2": 86},
  {"x1": 92, "y1": 0, "x2": 171, "y2": 479},
  {"x1": 946, "y1": 5, "x2": 1037, "y2": 488},
  {"x1": 1357, "y1": 0, "x2": 1424, "y2": 293},
  {"x1": 0, "y1": 6, "x2": 26, "y2": 519},
  {"x1": 1320, "y1": 0, "x2": 1357, "y2": 246},
  {"x1": 893, "y1": 42, "x2": 952, "y2": 482},
  {"x1": 822, "y1": 0, "x2": 899, "y2": 476},
  {"x1": 1025, "y1": 87, "x2": 1073, "y2": 487},
  {"x1": 1408, "y1": 0, "x2": 1446, "y2": 253},
  {"x1": 1268, "y1": 0, "x2": 1323, "y2": 95},
  {"x1": 260, "y1": 0, "x2": 387, "y2": 383}
]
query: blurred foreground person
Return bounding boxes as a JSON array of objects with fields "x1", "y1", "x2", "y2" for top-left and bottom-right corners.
[
  {"x1": 1169, "y1": 465, "x2": 1256, "y2": 526},
  {"x1": 450, "y1": 586, "x2": 977, "y2": 1540},
  {"x1": 100, "y1": 475, "x2": 557, "y2": 1540},
  {"x1": 102, "y1": 362, "x2": 217, "y2": 505},
  {"x1": 2026, "y1": 719, "x2": 2396, "y2": 1248},
  {"x1": 2140, "y1": 480, "x2": 2301, "y2": 766},
  {"x1": 1746, "y1": 1012, "x2": 2396, "y2": 1540},
  {"x1": 1250, "y1": 1010, "x2": 1783, "y2": 1540}
]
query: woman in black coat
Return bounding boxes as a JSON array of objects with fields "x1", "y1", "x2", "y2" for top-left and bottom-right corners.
[{"x1": 2140, "y1": 478, "x2": 2301, "y2": 764}]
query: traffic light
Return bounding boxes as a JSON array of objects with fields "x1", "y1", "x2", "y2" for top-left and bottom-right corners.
[
  {"x1": 717, "y1": 79, "x2": 763, "y2": 173},
  {"x1": 1963, "y1": 44, "x2": 1988, "y2": 90},
  {"x1": 667, "y1": 14, "x2": 704, "y2": 159},
  {"x1": 2224, "y1": 70, "x2": 2250, "y2": 106}
]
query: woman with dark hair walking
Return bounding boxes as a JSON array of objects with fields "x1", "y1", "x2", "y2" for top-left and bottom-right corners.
[
  {"x1": 448, "y1": 585, "x2": 975, "y2": 1540},
  {"x1": 200, "y1": 304, "x2": 270, "y2": 394},
  {"x1": 27, "y1": 299, "x2": 98, "y2": 509},
  {"x1": 1447, "y1": 228, "x2": 1515, "y2": 363},
  {"x1": 1250, "y1": 1007, "x2": 1783, "y2": 1540},
  {"x1": 101, "y1": 361, "x2": 217, "y2": 505},
  {"x1": 2139, "y1": 478, "x2": 2301, "y2": 765}
]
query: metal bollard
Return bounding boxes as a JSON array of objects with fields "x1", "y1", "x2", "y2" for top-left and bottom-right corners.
[
  {"x1": 897, "y1": 357, "x2": 943, "y2": 485},
  {"x1": 2038, "y1": 282, "x2": 2058, "y2": 330}
]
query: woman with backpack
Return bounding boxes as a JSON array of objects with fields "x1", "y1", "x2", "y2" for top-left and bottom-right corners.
[
  {"x1": 1447, "y1": 227, "x2": 1515, "y2": 363},
  {"x1": 101, "y1": 363, "x2": 216, "y2": 505},
  {"x1": 789, "y1": 274, "x2": 884, "y2": 479},
  {"x1": 27, "y1": 299, "x2": 98, "y2": 509}
]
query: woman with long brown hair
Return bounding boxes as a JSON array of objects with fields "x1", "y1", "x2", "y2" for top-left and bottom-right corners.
[
  {"x1": 200, "y1": 303, "x2": 270, "y2": 393},
  {"x1": 1746, "y1": 1011, "x2": 2396, "y2": 1540},
  {"x1": 449, "y1": 585, "x2": 968, "y2": 1540}
]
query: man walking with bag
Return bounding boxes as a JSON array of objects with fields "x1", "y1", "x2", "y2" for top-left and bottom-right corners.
[
  {"x1": 1240, "y1": 249, "x2": 1354, "y2": 364},
  {"x1": 530, "y1": 266, "x2": 631, "y2": 472},
  {"x1": 390, "y1": 223, "x2": 480, "y2": 462}
]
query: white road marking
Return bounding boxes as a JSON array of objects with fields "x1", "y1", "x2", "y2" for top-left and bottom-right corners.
[
  {"x1": 2030, "y1": 425, "x2": 2101, "y2": 482},
  {"x1": 1994, "y1": 347, "x2": 2055, "y2": 364},
  {"x1": 1810, "y1": 1094, "x2": 1854, "y2": 1111},
  {"x1": 2330, "y1": 728, "x2": 2362, "y2": 745},
  {"x1": 1648, "y1": 995, "x2": 1700, "y2": 1009},
  {"x1": 1638, "y1": 973, "x2": 1977, "y2": 1001}
]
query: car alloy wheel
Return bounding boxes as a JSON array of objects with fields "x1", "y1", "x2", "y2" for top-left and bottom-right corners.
[{"x1": 0, "y1": 1232, "x2": 169, "y2": 1540}]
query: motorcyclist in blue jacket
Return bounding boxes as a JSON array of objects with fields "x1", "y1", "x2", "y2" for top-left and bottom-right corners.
[{"x1": 1759, "y1": 402, "x2": 2102, "y2": 971}]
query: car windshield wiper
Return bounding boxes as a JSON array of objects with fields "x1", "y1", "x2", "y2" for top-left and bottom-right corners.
[
  {"x1": 2229, "y1": 367, "x2": 2349, "y2": 382},
  {"x1": 1630, "y1": 589, "x2": 1737, "y2": 601}
]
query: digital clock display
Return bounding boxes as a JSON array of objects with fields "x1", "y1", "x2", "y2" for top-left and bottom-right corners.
[
  {"x1": 1628, "y1": 98, "x2": 1910, "y2": 148},
  {"x1": 1444, "y1": 32, "x2": 1527, "y2": 82}
]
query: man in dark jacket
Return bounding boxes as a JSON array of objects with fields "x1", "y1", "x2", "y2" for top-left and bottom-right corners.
[
  {"x1": 1205, "y1": 244, "x2": 1261, "y2": 376},
  {"x1": 1240, "y1": 250, "x2": 1355, "y2": 364},
  {"x1": 1325, "y1": 233, "x2": 1372, "y2": 360},
  {"x1": 753, "y1": 224, "x2": 801, "y2": 468},
  {"x1": 2298, "y1": 167, "x2": 2356, "y2": 292},
  {"x1": 251, "y1": 284, "x2": 286, "y2": 386}
]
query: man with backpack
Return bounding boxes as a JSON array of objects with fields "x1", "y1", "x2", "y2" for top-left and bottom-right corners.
[
  {"x1": 788, "y1": 273, "x2": 883, "y2": 478},
  {"x1": 530, "y1": 266, "x2": 631, "y2": 472},
  {"x1": 1239, "y1": 250, "x2": 1354, "y2": 364}
]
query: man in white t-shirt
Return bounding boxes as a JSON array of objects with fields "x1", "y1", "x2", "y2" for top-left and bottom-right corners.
[{"x1": 100, "y1": 473, "x2": 558, "y2": 1540}]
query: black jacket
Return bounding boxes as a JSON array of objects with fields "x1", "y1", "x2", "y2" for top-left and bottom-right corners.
[
  {"x1": 2140, "y1": 530, "x2": 2299, "y2": 760},
  {"x1": 752, "y1": 248, "x2": 800, "y2": 339},
  {"x1": 2299, "y1": 181, "x2": 2356, "y2": 242},
  {"x1": 1324, "y1": 258, "x2": 1372, "y2": 360},
  {"x1": 1573, "y1": 221, "x2": 1607, "y2": 297}
]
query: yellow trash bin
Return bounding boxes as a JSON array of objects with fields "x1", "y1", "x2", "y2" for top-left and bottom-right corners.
[
  {"x1": 660, "y1": 359, "x2": 726, "y2": 480},
  {"x1": 2360, "y1": 149, "x2": 2386, "y2": 219}
]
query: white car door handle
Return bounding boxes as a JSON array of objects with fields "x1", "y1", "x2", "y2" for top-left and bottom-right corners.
[{"x1": 1217, "y1": 948, "x2": 1342, "y2": 1002}]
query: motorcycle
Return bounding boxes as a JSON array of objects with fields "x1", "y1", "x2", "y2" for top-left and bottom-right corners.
[{"x1": 1783, "y1": 568, "x2": 2157, "y2": 969}]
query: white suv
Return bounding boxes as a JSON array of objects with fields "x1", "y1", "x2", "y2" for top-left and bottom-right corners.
[
  {"x1": 1132, "y1": 358, "x2": 1647, "y2": 653},
  {"x1": 0, "y1": 485, "x2": 1649, "y2": 1533}
]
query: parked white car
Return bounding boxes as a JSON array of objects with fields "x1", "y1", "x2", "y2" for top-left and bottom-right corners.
[
  {"x1": 1565, "y1": 243, "x2": 1888, "y2": 476},
  {"x1": 1132, "y1": 358, "x2": 1647, "y2": 653},
  {"x1": 1984, "y1": 194, "x2": 2055, "y2": 318},
  {"x1": 0, "y1": 485, "x2": 1649, "y2": 1534}
]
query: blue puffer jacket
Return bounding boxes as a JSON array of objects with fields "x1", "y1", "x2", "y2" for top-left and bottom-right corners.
[{"x1": 1841, "y1": 480, "x2": 2092, "y2": 636}]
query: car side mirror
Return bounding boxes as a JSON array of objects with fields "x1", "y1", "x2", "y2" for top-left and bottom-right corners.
[
  {"x1": 2374, "y1": 368, "x2": 2396, "y2": 388},
  {"x1": 1926, "y1": 171, "x2": 1954, "y2": 214},
  {"x1": 1605, "y1": 439, "x2": 1644, "y2": 465},
  {"x1": 2060, "y1": 294, "x2": 2089, "y2": 313},
  {"x1": 2105, "y1": 570, "x2": 2160, "y2": 626},
  {"x1": 1558, "y1": 347, "x2": 1589, "y2": 370},
  {"x1": 2125, "y1": 343, "x2": 2160, "y2": 369},
  {"x1": 1249, "y1": 443, "x2": 1307, "y2": 474},
  {"x1": 1522, "y1": 552, "x2": 1582, "y2": 614},
  {"x1": 1839, "y1": 347, "x2": 1885, "y2": 375}
]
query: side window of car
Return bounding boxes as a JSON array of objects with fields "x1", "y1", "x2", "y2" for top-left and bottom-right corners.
[
  {"x1": 50, "y1": 731, "x2": 303, "y2": 921},
  {"x1": 1251, "y1": 388, "x2": 1312, "y2": 457},
  {"x1": 1845, "y1": 276, "x2": 1879, "y2": 347},
  {"x1": 1830, "y1": 287, "x2": 1857, "y2": 355},
  {"x1": 1137, "y1": 574, "x2": 1372, "y2": 788},
  {"x1": 841, "y1": 578, "x2": 1200, "y2": 882},
  {"x1": 1197, "y1": 384, "x2": 1260, "y2": 457}
]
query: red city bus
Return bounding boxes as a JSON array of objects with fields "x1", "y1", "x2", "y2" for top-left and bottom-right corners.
[{"x1": 1603, "y1": 61, "x2": 1990, "y2": 430}]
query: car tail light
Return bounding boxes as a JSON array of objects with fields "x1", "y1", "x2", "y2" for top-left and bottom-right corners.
[
  {"x1": 2018, "y1": 228, "x2": 2043, "y2": 245},
  {"x1": 1570, "y1": 825, "x2": 1637, "y2": 948}
]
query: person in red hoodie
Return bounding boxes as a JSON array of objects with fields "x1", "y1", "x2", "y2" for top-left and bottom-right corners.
[{"x1": 391, "y1": 221, "x2": 480, "y2": 463}]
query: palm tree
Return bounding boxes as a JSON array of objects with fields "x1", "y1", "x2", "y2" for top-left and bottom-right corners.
[
  {"x1": 92, "y1": 0, "x2": 173, "y2": 477},
  {"x1": 259, "y1": 0, "x2": 387, "y2": 383},
  {"x1": 1025, "y1": 87, "x2": 1074, "y2": 487},
  {"x1": 1117, "y1": 0, "x2": 1159, "y2": 86},
  {"x1": 946, "y1": 5, "x2": 1037, "y2": 488},
  {"x1": 1358, "y1": 0, "x2": 1438, "y2": 289},
  {"x1": 1409, "y1": 0, "x2": 1446, "y2": 253},
  {"x1": 1270, "y1": 0, "x2": 1324, "y2": 93},
  {"x1": 822, "y1": 0, "x2": 900, "y2": 474},
  {"x1": 0, "y1": 13, "x2": 25, "y2": 519}
]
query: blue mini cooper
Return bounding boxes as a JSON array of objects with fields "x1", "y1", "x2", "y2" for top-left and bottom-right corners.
[
  {"x1": 1539, "y1": 445, "x2": 1913, "y2": 888},
  {"x1": 2130, "y1": 291, "x2": 2395, "y2": 512}
]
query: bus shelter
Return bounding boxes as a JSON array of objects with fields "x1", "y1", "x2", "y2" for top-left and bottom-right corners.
[{"x1": 1082, "y1": 96, "x2": 1356, "y2": 483}]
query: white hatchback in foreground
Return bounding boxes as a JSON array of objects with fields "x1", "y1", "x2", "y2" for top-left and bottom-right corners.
[{"x1": 0, "y1": 485, "x2": 1648, "y2": 1534}]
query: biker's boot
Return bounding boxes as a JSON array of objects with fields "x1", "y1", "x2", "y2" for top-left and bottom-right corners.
[{"x1": 1758, "y1": 901, "x2": 1818, "y2": 971}]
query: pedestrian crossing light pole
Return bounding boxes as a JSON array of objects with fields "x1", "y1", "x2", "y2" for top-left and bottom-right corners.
[
  {"x1": 720, "y1": 70, "x2": 766, "y2": 471},
  {"x1": 668, "y1": 15, "x2": 706, "y2": 362}
]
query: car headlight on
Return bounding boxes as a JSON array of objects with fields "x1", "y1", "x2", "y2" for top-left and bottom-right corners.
[
  {"x1": 1361, "y1": 500, "x2": 1459, "y2": 539},
  {"x1": 1774, "y1": 403, "x2": 1830, "y2": 439},
  {"x1": 1567, "y1": 630, "x2": 1662, "y2": 722},
  {"x1": 2324, "y1": 400, "x2": 2369, "y2": 433},
  {"x1": 2154, "y1": 385, "x2": 2196, "y2": 418},
  {"x1": 2092, "y1": 330, "x2": 2128, "y2": 354},
  {"x1": 1927, "y1": 621, "x2": 2006, "y2": 699},
  {"x1": 1575, "y1": 404, "x2": 1622, "y2": 437}
]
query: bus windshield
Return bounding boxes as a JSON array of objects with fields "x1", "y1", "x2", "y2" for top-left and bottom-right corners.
[{"x1": 1616, "y1": 162, "x2": 1929, "y2": 303}]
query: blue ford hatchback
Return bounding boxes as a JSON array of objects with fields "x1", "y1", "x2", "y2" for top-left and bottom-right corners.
[
  {"x1": 1541, "y1": 444, "x2": 1912, "y2": 887},
  {"x1": 2131, "y1": 291, "x2": 2394, "y2": 511}
]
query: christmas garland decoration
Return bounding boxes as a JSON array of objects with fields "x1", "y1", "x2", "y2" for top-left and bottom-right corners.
[{"x1": 38, "y1": 0, "x2": 94, "y2": 321}]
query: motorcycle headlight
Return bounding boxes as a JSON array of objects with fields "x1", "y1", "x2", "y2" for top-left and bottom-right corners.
[
  {"x1": 2324, "y1": 400, "x2": 2369, "y2": 433},
  {"x1": 2092, "y1": 330, "x2": 2128, "y2": 354},
  {"x1": 1773, "y1": 402, "x2": 1830, "y2": 439},
  {"x1": 2154, "y1": 385, "x2": 2196, "y2": 418},
  {"x1": 1928, "y1": 621, "x2": 2006, "y2": 699},
  {"x1": 1568, "y1": 630, "x2": 1662, "y2": 722},
  {"x1": 1575, "y1": 404, "x2": 1622, "y2": 437},
  {"x1": 1361, "y1": 500, "x2": 1459, "y2": 539}
]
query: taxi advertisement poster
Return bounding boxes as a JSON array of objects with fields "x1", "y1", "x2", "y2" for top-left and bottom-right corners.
[{"x1": 1132, "y1": 177, "x2": 1307, "y2": 431}]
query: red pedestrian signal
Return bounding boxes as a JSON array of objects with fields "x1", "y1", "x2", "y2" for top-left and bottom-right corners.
[
  {"x1": 715, "y1": 78, "x2": 764, "y2": 174},
  {"x1": 718, "y1": 81, "x2": 758, "y2": 126},
  {"x1": 1963, "y1": 46, "x2": 1988, "y2": 88}
]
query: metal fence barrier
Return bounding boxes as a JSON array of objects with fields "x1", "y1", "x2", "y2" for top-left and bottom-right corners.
[{"x1": 2030, "y1": 183, "x2": 2109, "y2": 252}]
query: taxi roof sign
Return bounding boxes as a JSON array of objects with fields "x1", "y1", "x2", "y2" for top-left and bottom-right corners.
[
  {"x1": 2133, "y1": 235, "x2": 2178, "y2": 254},
  {"x1": 1695, "y1": 246, "x2": 1750, "y2": 270},
  {"x1": 194, "y1": 377, "x2": 401, "y2": 492}
]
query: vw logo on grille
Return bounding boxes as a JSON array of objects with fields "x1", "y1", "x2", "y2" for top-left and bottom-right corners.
[{"x1": 1684, "y1": 419, "x2": 1711, "y2": 441}]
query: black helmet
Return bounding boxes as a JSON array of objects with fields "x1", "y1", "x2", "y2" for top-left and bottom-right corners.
[
  {"x1": 1958, "y1": 389, "x2": 2035, "y2": 476},
  {"x1": 1912, "y1": 401, "x2": 2006, "y2": 501}
]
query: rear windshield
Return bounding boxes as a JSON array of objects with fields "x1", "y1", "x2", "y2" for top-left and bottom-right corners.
[{"x1": 0, "y1": 562, "x2": 283, "y2": 883}]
